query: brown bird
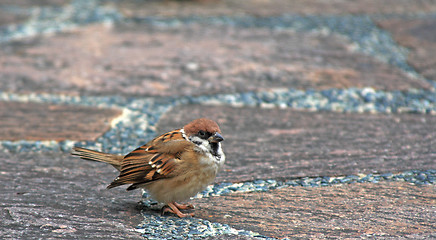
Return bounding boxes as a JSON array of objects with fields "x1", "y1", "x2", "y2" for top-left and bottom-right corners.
[{"x1": 72, "y1": 118, "x2": 225, "y2": 217}]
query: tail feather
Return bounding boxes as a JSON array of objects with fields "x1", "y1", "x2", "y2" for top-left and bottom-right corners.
[{"x1": 72, "y1": 147, "x2": 123, "y2": 171}]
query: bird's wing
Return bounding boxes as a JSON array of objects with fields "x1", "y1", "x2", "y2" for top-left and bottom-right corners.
[{"x1": 107, "y1": 129, "x2": 192, "y2": 190}]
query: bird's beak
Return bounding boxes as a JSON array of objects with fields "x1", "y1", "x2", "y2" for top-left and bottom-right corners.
[{"x1": 208, "y1": 132, "x2": 224, "y2": 143}]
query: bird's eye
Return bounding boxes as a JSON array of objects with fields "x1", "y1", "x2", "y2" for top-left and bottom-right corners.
[{"x1": 198, "y1": 130, "x2": 206, "y2": 137}]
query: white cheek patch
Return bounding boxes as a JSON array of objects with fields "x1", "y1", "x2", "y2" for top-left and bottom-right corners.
[
  {"x1": 189, "y1": 136, "x2": 210, "y2": 153},
  {"x1": 189, "y1": 135, "x2": 224, "y2": 165}
]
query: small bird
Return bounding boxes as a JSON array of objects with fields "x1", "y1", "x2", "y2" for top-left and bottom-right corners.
[{"x1": 72, "y1": 118, "x2": 225, "y2": 217}]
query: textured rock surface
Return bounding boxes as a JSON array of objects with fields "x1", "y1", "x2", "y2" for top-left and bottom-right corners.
[
  {"x1": 0, "y1": 152, "x2": 143, "y2": 239},
  {"x1": 0, "y1": 0, "x2": 69, "y2": 26},
  {"x1": 377, "y1": 17, "x2": 436, "y2": 82},
  {"x1": 192, "y1": 182, "x2": 436, "y2": 239},
  {"x1": 0, "y1": 24, "x2": 430, "y2": 96},
  {"x1": 158, "y1": 105, "x2": 436, "y2": 182},
  {"x1": 103, "y1": 0, "x2": 436, "y2": 16},
  {"x1": 0, "y1": 101, "x2": 121, "y2": 141}
]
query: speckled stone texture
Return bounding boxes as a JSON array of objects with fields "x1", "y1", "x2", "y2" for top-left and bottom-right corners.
[
  {"x1": 158, "y1": 105, "x2": 436, "y2": 182},
  {"x1": 0, "y1": 0, "x2": 69, "y2": 26},
  {"x1": 0, "y1": 23, "x2": 430, "y2": 96},
  {"x1": 191, "y1": 182, "x2": 436, "y2": 239},
  {"x1": 0, "y1": 101, "x2": 121, "y2": 141}
]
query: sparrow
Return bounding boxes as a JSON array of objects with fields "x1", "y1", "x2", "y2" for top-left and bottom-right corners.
[{"x1": 72, "y1": 118, "x2": 225, "y2": 218}]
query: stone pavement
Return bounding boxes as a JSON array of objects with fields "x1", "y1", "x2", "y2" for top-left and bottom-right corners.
[{"x1": 0, "y1": 0, "x2": 435, "y2": 239}]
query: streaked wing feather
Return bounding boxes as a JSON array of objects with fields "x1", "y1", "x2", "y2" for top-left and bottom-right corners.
[{"x1": 107, "y1": 129, "x2": 189, "y2": 190}]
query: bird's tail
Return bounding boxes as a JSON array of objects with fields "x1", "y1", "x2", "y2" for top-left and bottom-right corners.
[{"x1": 71, "y1": 147, "x2": 123, "y2": 171}]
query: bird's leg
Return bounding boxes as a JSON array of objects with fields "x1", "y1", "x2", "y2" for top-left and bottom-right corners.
[
  {"x1": 161, "y1": 202, "x2": 194, "y2": 218},
  {"x1": 173, "y1": 202, "x2": 194, "y2": 210}
]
